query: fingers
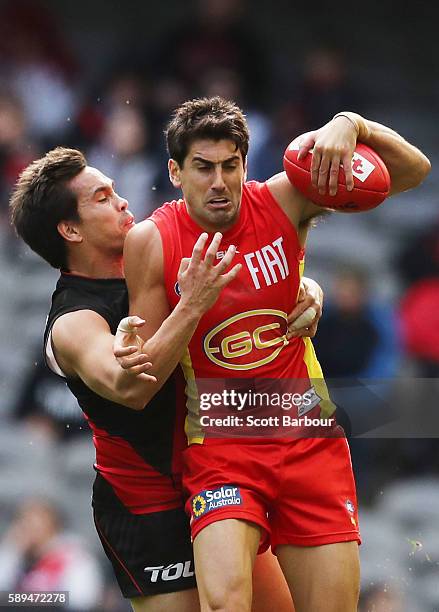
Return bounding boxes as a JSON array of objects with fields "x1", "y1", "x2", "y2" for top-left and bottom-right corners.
[
  {"x1": 328, "y1": 154, "x2": 341, "y2": 196},
  {"x1": 116, "y1": 351, "x2": 157, "y2": 381},
  {"x1": 126, "y1": 366, "x2": 157, "y2": 381},
  {"x1": 343, "y1": 150, "x2": 355, "y2": 191},
  {"x1": 219, "y1": 263, "x2": 242, "y2": 286},
  {"x1": 118, "y1": 352, "x2": 152, "y2": 370},
  {"x1": 117, "y1": 316, "x2": 145, "y2": 334},
  {"x1": 136, "y1": 372, "x2": 159, "y2": 382},
  {"x1": 291, "y1": 306, "x2": 317, "y2": 331},
  {"x1": 297, "y1": 131, "x2": 316, "y2": 160},
  {"x1": 189, "y1": 232, "x2": 208, "y2": 267},
  {"x1": 297, "y1": 285, "x2": 306, "y2": 303},
  {"x1": 186, "y1": 232, "x2": 222, "y2": 273},
  {"x1": 289, "y1": 318, "x2": 318, "y2": 339},
  {"x1": 204, "y1": 232, "x2": 222, "y2": 266},
  {"x1": 311, "y1": 148, "x2": 322, "y2": 189},
  {"x1": 287, "y1": 310, "x2": 318, "y2": 340},
  {"x1": 178, "y1": 257, "x2": 191, "y2": 276},
  {"x1": 317, "y1": 153, "x2": 331, "y2": 194},
  {"x1": 114, "y1": 345, "x2": 139, "y2": 358},
  {"x1": 287, "y1": 293, "x2": 318, "y2": 323},
  {"x1": 215, "y1": 243, "x2": 236, "y2": 273},
  {"x1": 287, "y1": 285, "x2": 323, "y2": 339}
]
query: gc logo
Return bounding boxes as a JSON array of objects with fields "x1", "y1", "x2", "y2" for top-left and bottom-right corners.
[{"x1": 203, "y1": 309, "x2": 288, "y2": 370}]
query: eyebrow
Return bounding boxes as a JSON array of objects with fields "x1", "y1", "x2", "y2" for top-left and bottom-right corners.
[
  {"x1": 92, "y1": 180, "x2": 115, "y2": 197},
  {"x1": 192, "y1": 155, "x2": 241, "y2": 165}
]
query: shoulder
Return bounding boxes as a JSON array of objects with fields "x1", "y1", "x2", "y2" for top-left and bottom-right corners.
[
  {"x1": 266, "y1": 173, "x2": 309, "y2": 223},
  {"x1": 124, "y1": 219, "x2": 163, "y2": 263},
  {"x1": 53, "y1": 309, "x2": 110, "y2": 340},
  {"x1": 123, "y1": 220, "x2": 164, "y2": 292},
  {"x1": 125, "y1": 219, "x2": 159, "y2": 248}
]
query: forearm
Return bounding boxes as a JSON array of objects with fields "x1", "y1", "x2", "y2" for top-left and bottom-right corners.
[
  {"x1": 96, "y1": 313, "x2": 199, "y2": 410},
  {"x1": 111, "y1": 367, "x2": 157, "y2": 410},
  {"x1": 334, "y1": 112, "x2": 431, "y2": 194},
  {"x1": 364, "y1": 120, "x2": 430, "y2": 193},
  {"x1": 139, "y1": 300, "x2": 202, "y2": 389}
]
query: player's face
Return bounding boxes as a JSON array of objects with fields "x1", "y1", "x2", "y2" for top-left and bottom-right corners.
[
  {"x1": 68, "y1": 166, "x2": 135, "y2": 254},
  {"x1": 169, "y1": 139, "x2": 246, "y2": 232}
]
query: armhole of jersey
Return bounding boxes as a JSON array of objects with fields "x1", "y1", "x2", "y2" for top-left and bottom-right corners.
[
  {"x1": 44, "y1": 305, "x2": 111, "y2": 379},
  {"x1": 259, "y1": 181, "x2": 302, "y2": 249},
  {"x1": 149, "y1": 216, "x2": 174, "y2": 306},
  {"x1": 45, "y1": 328, "x2": 67, "y2": 378}
]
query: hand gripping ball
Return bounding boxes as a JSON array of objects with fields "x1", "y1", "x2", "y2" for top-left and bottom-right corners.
[{"x1": 283, "y1": 139, "x2": 391, "y2": 212}]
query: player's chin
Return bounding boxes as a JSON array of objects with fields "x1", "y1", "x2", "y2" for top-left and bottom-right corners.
[{"x1": 206, "y1": 207, "x2": 236, "y2": 226}]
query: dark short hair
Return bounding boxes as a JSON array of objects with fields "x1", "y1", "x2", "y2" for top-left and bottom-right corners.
[
  {"x1": 165, "y1": 96, "x2": 249, "y2": 167},
  {"x1": 10, "y1": 147, "x2": 86, "y2": 269}
]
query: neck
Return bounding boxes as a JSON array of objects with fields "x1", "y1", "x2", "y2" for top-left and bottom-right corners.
[
  {"x1": 185, "y1": 204, "x2": 240, "y2": 234},
  {"x1": 66, "y1": 252, "x2": 124, "y2": 279}
]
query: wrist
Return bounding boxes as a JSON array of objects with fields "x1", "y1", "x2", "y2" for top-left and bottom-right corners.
[
  {"x1": 332, "y1": 111, "x2": 371, "y2": 141},
  {"x1": 176, "y1": 298, "x2": 204, "y2": 323}
]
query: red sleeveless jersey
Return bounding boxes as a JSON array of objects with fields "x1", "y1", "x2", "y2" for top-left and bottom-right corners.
[{"x1": 151, "y1": 181, "x2": 334, "y2": 443}]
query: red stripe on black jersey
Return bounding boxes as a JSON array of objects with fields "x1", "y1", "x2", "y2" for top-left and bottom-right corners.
[
  {"x1": 44, "y1": 273, "x2": 188, "y2": 514},
  {"x1": 87, "y1": 418, "x2": 182, "y2": 514}
]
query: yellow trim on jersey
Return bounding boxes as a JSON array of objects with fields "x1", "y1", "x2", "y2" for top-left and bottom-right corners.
[
  {"x1": 298, "y1": 256, "x2": 335, "y2": 418},
  {"x1": 302, "y1": 337, "x2": 336, "y2": 418},
  {"x1": 180, "y1": 348, "x2": 204, "y2": 445},
  {"x1": 299, "y1": 258, "x2": 305, "y2": 284}
]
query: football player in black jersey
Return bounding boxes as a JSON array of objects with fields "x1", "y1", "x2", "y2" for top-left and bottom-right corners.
[{"x1": 10, "y1": 147, "x2": 322, "y2": 612}]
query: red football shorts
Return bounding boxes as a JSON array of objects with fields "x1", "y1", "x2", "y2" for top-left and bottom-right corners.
[{"x1": 183, "y1": 437, "x2": 360, "y2": 553}]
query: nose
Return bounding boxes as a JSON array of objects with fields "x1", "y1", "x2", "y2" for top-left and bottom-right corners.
[
  {"x1": 211, "y1": 166, "x2": 226, "y2": 191},
  {"x1": 115, "y1": 193, "x2": 128, "y2": 211}
]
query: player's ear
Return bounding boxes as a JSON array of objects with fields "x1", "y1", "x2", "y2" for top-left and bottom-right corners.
[
  {"x1": 57, "y1": 220, "x2": 83, "y2": 244},
  {"x1": 168, "y1": 159, "x2": 182, "y2": 188}
]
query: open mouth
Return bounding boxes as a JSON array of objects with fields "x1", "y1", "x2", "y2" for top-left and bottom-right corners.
[{"x1": 207, "y1": 197, "x2": 231, "y2": 209}]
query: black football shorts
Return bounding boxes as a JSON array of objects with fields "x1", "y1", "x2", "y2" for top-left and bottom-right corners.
[{"x1": 93, "y1": 505, "x2": 196, "y2": 598}]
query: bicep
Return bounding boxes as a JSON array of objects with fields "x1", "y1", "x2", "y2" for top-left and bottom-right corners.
[
  {"x1": 52, "y1": 311, "x2": 122, "y2": 401},
  {"x1": 123, "y1": 221, "x2": 171, "y2": 341}
]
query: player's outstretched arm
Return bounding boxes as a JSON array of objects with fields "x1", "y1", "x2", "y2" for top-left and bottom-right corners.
[
  {"x1": 51, "y1": 310, "x2": 157, "y2": 410},
  {"x1": 121, "y1": 221, "x2": 241, "y2": 405},
  {"x1": 298, "y1": 112, "x2": 431, "y2": 197},
  {"x1": 267, "y1": 112, "x2": 431, "y2": 228}
]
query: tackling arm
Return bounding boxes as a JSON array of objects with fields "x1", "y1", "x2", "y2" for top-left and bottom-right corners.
[{"x1": 51, "y1": 310, "x2": 156, "y2": 410}]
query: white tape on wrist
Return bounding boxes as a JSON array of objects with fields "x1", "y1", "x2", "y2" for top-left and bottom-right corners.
[{"x1": 291, "y1": 306, "x2": 317, "y2": 330}]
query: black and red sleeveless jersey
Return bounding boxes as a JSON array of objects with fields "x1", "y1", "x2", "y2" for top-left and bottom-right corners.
[{"x1": 44, "y1": 273, "x2": 186, "y2": 514}]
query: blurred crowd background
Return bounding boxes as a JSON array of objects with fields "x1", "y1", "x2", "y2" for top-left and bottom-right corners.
[{"x1": 0, "y1": 0, "x2": 438, "y2": 609}]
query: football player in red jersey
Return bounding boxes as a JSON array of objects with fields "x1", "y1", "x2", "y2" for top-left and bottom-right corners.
[{"x1": 121, "y1": 97, "x2": 430, "y2": 612}]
